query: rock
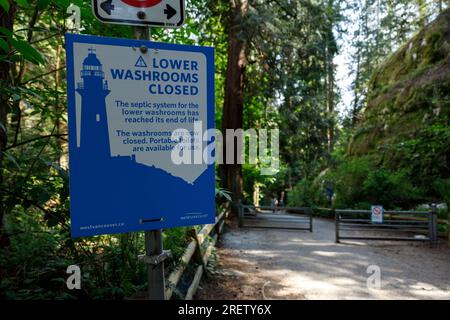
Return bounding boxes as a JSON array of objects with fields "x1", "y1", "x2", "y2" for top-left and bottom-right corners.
[{"x1": 348, "y1": 9, "x2": 450, "y2": 167}]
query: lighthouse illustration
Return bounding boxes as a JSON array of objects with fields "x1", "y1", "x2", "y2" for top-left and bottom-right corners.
[{"x1": 76, "y1": 48, "x2": 111, "y2": 157}]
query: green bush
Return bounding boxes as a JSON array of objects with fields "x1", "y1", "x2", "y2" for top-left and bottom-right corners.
[
  {"x1": 288, "y1": 178, "x2": 328, "y2": 208},
  {"x1": 433, "y1": 179, "x2": 450, "y2": 206},
  {"x1": 288, "y1": 179, "x2": 315, "y2": 207},
  {"x1": 0, "y1": 205, "x2": 191, "y2": 300},
  {"x1": 327, "y1": 157, "x2": 425, "y2": 209},
  {"x1": 362, "y1": 168, "x2": 423, "y2": 208},
  {"x1": 329, "y1": 157, "x2": 372, "y2": 208}
]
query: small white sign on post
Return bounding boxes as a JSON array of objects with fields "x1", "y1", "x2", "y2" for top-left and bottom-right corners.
[
  {"x1": 371, "y1": 205, "x2": 384, "y2": 224},
  {"x1": 92, "y1": 0, "x2": 185, "y2": 27}
]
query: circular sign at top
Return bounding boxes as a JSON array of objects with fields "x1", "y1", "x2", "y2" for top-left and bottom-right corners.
[
  {"x1": 121, "y1": 0, "x2": 162, "y2": 7},
  {"x1": 92, "y1": 0, "x2": 185, "y2": 28}
]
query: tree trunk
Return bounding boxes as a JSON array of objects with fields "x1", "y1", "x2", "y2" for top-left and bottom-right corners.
[
  {"x1": 326, "y1": 41, "x2": 335, "y2": 153},
  {"x1": 352, "y1": 49, "x2": 361, "y2": 125},
  {"x1": 219, "y1": 0, "x2": 248, "y2": 213},
  {"x1": 0, "y1": 2, "x2": 17, "y2": 248}
]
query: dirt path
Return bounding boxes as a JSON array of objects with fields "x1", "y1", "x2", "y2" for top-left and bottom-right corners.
[{"x1": 196, "y1": 218, "x2": 450, "y2": 300}]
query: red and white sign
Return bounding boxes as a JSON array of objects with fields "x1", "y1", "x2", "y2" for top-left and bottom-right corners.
[
  {"x1": 92, "y1": 0, "x2": 185, "y2": 27},
  {"x1": 371, "y1": 205, "x2": 384, "y2": 223},
  {"x1": 121, "y1": 0, "x2": 163, "y2": 7}
]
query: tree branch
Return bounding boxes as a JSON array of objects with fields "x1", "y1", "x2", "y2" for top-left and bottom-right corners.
[
  {"x1": 20, "y1": 65, "x2": 66, "y2": 85},
  {"x1": 12, "y1": 101, "x2": 21, "y2": 146},
  {"x1": 0, "y1": 186, "x2": 70, "y2": 232},
  {"x1": 3, "y1": 133, "x2": 68, "y2": 151},
  {"x1": 15, "y1": 5, "x2": 40, "y2": 84}
]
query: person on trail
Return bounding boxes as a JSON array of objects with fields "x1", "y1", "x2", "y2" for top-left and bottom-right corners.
[
  {"x1": 279, "y1": 191, "x2": 285, "y2": 208},
  {"x1": 271, "y1": 195, "x2": 278, "y2": 212}
]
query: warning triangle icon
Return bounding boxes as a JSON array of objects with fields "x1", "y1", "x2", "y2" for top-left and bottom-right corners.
[{"x1": 135, "y1": 56, "x2": 147, "y2": 68}]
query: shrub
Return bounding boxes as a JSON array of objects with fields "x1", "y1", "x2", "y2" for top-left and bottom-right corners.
[
  {"x1": 329, "y1": 157, "x2": 373, "y2": 208},
  {"x1": 288, "y1": 178, "x2": 328, "y2": 208},
  {"x1": 362, "y1": 168, "x2": 423, "y2": 208},
  {"x1": 288, "y1": 179, "x2": 315, "y2": 207},
  {"x1": 433, "y1": 178, "x2": 450, "y2": 206},
  {"x1": 327, "y1": 157, "x2": 425, "y2": 209}
]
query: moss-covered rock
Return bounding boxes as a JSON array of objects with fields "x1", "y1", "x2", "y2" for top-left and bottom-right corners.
[{"x1": 347, "y1": 9, "x2": 450, "y2": 199}]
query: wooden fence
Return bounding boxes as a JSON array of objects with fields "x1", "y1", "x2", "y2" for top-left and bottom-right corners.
[{"x1": 165, "y1": 206, "x2": 229, "y2": 300}]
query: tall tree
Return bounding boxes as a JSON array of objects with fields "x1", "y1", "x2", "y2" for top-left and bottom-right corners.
[
  {"x1": 219, "y1": 0, "x2": 248, "y2": 210},
  {"x1": 0, "y1": 1, "x2": 17, "y2": 247}
]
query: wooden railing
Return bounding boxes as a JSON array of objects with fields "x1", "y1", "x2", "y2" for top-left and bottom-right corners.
[{"x1": 165, "y1": 206, "x2": 229, "y2": 300}]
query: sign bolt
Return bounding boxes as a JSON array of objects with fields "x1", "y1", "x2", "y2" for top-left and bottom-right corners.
[
  {"x1": 137, "y1": 11, "x2": 146, "y2": 19},
  {"x1": 140, "y1": 45, "x2": 148, "y2": 54}
]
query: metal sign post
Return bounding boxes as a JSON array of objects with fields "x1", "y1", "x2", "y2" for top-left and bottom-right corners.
[
  {"x1": 134, "y1": 25, "x2": 168, "y2": 300},
  {"x1": 142, "y1": 229, "x2": 167, "y2": 299}
]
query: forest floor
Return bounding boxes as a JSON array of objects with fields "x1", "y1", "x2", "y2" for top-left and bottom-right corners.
[{"x1": 195, "y1": 217, "x2": 450, "y2": 300}]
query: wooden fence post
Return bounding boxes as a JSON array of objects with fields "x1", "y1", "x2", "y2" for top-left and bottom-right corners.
[
  {"x1": 238, "y1": 200, "x2": 243, "y2": 228},
  {"x1": 448, "y1": 213, "x2": 450, "y2": 244},
  {"x1": 430, "y1": 204, "x2": 438, "y2": 247},
  {"x1": 334, "y1": 209, "x2": 339, "y2": 243},
  {"x1": 191, "y1": 228, "x2": 208, "y2": 276}
]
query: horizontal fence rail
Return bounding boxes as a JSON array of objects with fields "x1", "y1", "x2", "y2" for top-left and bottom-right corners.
[
  {"x1": 238, "y1": 204, "x2": 313, "y2": 232},
  {"x1": 165, "y1": 206, "x2": 229, "y2": 300},
  {"x1": 334, "y1": 207, "x2": 438, "y2": 246}
]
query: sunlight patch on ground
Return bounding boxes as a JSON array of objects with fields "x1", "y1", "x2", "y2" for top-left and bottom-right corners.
[{"x1": 311, "y1": 250, "x2": 354, "y2": 257}]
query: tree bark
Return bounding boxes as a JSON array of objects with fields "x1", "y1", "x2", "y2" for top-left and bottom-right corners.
[
  {"x1": 327, "y1": 52, "x2": 335, "y2": 153},
  {"x1": 219, "y1": 0, "x2": 248, "y2": 213},
  {"x1": 0, "y1": 2, "x2": 17, "y2": 248}
]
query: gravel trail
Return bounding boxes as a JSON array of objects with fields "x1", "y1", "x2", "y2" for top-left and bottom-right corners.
[{"x1": 196, "y1": 218, "x2": 450, "y2": 300}]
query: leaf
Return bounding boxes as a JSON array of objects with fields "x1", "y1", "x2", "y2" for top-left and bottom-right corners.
[
  {"x1": 9, "y1": 54, "x2": 22, "y2": 62},
  {"x1": 0, "y1": 0, "x2": 9, "y2": 12},
  {"x1": 45, "y1": 214, "x2": 59, "y2": 228},
  {"x1": 1, "y1": 151, "x2": 20, "y2": 169},
  {"x1": 47, "y1": 161, "x2": 69, "y2": 181},
  {"x1": 37, "y1": 0, "x2": 51, "y2": 10},
  {"x1": 16, "y1": 0, "x2": 30, "y2": 8},
  {"x1": 0, "y1": 38, "x2": 8, "y2": 53},
  {"x1": 0, "y1": 27, "x2": 13, "y2": 37},
  {"x1": 38, "y1": 191, "x2": 52, "y2": 206},
  {"x1": 10, "y1": 38, "x2": 45, "y2": 65},
  {"x1": 222, "y1": 192, "x2": 232, "y2": 202}
]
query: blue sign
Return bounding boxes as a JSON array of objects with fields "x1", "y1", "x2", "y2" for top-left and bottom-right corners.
[{"x1": 65, "y1": 34, "x2": 215, "y2": 237}]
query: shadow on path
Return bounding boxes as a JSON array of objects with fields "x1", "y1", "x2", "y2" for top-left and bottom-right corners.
[{"x1": 196, "y1": 218, "x2": 450, "y2": 300}]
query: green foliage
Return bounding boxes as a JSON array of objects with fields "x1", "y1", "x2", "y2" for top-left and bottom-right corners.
[
  {"x1": 329, "y1": 157, "x2": 372, "y2": 208},
  {"x1": 0, "y1": 207, "x2": 75, "y2": 299},
  {"x1": 163, "y1": 228, "x2": 189, "y2": 271},
  {"x1": 0, "y1": 26, "x2": 45, "y2": 65},
  {"x1": 215, "y1": 175, "x2": 232, "y2": 202},
  {"x1": 346, "y1": 0, "x2": 444, "y2": 122},
  {"x1": 236, "y1": 0, "x2": 343, "y2": 205},
  {"x1": 288, "y1": 179, "x2": 323, "y2": 208},
  {"x1": 392, "y1": 123, "x2": 450, "y2": 187},
  {"x1": 326, "y1": 157, "x2": 425, "y2": 209},
  {"x1": 0, "y1": 0, "x2": 226, "y2": 300},
  {"x1": 0, "y1": 202, "x2": 193, "y2": 299},
  {"x1": 433, "y1": 179, "x2": 450, "y2": 206},
  {"x1": 362, "y1": 168, "x2": 423, "y2": 208},
  {"x1": 0, "y1": 0, "x2": 9, "y2": 12},
  {"x1": 1, "y1": 0, "x2": 448, "y2": 300},
  {"x1": 342, "y1": 9, "x2": 449, "y2": 210}
]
